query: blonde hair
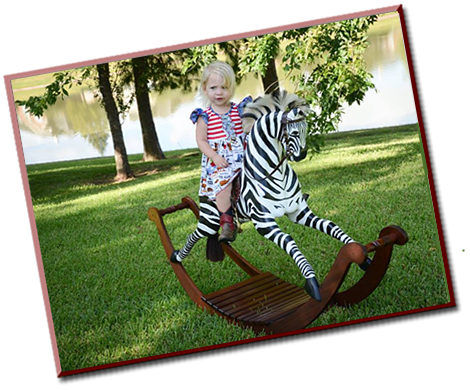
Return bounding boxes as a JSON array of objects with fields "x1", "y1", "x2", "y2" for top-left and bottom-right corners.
[{"x1": 198, "y1": 61, "x2": 236, "y2": 107}]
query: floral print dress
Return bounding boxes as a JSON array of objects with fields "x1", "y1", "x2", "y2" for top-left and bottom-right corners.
[{"x1": 190, "y1": 97, "x2": 252, "y2": 201}]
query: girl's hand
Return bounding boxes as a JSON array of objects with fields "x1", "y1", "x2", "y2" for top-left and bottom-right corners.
[{"x1": 212, "y1": 154, "x2": 228, "y2": 168}]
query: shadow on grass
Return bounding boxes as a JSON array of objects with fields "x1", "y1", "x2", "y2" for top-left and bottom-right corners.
[
  {"x1": 26, "y1": 149, "x2": 201, "y2": 205},
  {"x1": 26, "y1": 125, "x2": 420, "y2": 207}
]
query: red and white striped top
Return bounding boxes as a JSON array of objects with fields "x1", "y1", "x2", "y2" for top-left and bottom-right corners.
[{"x1": 200, "y1": 103, "x2": 244, "y2": 140}]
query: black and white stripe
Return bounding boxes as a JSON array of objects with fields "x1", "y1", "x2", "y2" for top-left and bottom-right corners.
[{"x1": 173, "y1": 198, "x2": 220, "y2": 262}]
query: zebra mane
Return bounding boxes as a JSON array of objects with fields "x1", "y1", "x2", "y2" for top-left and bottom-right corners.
[{"x1": 241, "y1": 90, "x2": 310, "y2": 133}]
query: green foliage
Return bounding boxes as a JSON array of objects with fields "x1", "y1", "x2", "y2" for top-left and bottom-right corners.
[
  {"x1": 147, "y1": 51, "x2": 198, "y2": 92},
  {"x1": 120, "y1": 50, "x2": 202, "y2": 95},
  {"x1": 15, "y1": 66, "x2": 116, "y2": 121},
  {"x1": 238, "y1": 34, "x2": 280, "y2": 77},
  {"x1": 181, "y1": 44, "x2": 219, "y2": 75},
  {"x1": 102, "y1": 51, "x2": 201, "y2": 119},
  {"x1": 16, "y1": 50, "x2": 202, "y2": 119},
  {"x1": 286, "y1": 16, "x2": 378, "y2": 137},
  {"x1": 15, "y1": 70, "x2": 74, "y2": 117}
]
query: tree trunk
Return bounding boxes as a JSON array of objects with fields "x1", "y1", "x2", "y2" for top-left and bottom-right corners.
[
  {"x1": 262, "y1": 58, "x2": 280, "y2": 95},
  {"x1": 96, "y1": 63, "x2": 134, "y2": 180},
  {"x1": 131, "y1": 57, "x2": 165, "y2": 161}
]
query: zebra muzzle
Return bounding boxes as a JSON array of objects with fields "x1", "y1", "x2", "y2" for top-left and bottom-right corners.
[{"x1": 292, "y1": 148, "x2": 307, "y2": 162}]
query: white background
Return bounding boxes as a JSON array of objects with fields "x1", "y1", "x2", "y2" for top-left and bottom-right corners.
[{"x1": 1, "y1": 1, "x2": 468, "y2": 388}]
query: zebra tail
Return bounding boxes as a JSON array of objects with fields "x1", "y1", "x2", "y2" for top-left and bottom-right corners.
[{"x1": 206, "y1": 234, "x2": 225, "y2": 262}]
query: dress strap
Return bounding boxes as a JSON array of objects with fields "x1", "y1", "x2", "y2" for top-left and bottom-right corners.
[{"x1": 190, "y1": 108, "x2": 209, "y2": 124}]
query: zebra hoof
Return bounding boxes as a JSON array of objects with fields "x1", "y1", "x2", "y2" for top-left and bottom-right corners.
[
  {"x1": 170, "y1": 250, "x2": 181, "y2": 264},
  {"x1": 359, "y1": 257, "x2": 372, "y2": 271},
  {"x1": 305, "y1": 277, "x2": 321, "y2": 301}
]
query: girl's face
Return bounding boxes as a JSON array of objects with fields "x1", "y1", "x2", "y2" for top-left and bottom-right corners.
[{"x1": 203, "y1": 73, "x2": 231, "y2": 109}]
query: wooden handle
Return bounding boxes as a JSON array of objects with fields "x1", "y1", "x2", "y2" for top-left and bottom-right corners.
[
  {"x1": 364, "y1": 225, "x2": 409, "y2": 253},
  {"x1": 364, "y1": 236, "x2": 394, "y2": 253},
  {"x1": 158, "y1": 199, "x2": 191, "y2": 216}
]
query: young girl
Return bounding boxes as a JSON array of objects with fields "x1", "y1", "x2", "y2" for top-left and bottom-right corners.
[{"x1": 190, "y1": 61, "x2": 251, "y2": 243}]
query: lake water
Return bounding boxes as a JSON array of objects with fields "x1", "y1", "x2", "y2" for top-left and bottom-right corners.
[{"x1": 15, "y1": 12, "x2": 417, "y2": 165}]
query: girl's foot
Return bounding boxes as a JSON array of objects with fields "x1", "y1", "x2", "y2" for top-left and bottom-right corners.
[{"x1": 219, "y1": 213, "x2": 237, "y2": 243}]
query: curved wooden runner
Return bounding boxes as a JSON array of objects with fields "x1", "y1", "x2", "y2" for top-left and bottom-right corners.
[{"x1": 148, "y1": 196, "x2": 408, "y2": 334}]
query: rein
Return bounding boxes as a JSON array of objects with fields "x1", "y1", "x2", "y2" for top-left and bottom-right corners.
[{"x1": 259, "y1": 112, "x2": 304, "y2": 181}]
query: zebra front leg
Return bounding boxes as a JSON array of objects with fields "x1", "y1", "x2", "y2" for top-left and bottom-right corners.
[
  {"x1": 288, "y1": 200, "x2": 371, "y2": 270},
  {"x1": 252, "y1": 215, "x2": 321, "y2": 301},
  {"x1": 171, "y1": 198, "x2": 222, "y2": 263}
]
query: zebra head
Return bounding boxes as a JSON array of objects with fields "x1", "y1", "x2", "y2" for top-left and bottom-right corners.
[
  {"x1": 282, "y1": 107, "x2": 309, "y2": 162},
  {"x1": 241, "y1": 90, "x2": 311, "y2": 166}
]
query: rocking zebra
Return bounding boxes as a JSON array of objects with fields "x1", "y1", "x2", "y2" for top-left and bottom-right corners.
[{"x1": 171, "y1": 91, "x2": 364, "y2": 301}]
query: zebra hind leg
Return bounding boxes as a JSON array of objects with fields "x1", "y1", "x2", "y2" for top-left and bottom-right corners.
[
  {"x1": 288, "y1": 200, "x2": 371, "y2": 270},
  {"x1": 290, "y1": 200, "x2": 354, "y2": 244}
]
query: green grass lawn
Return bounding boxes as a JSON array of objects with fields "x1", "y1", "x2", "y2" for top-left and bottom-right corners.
[{"x1": 26, "y1": 124, "x2": 450, "y2": 373}]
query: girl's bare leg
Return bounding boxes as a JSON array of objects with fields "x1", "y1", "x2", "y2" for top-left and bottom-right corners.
[
  {"x1": 215, "y1": 183, "x2": 232, "y2": 213},
  {"x1": 216, "y1": 183, "x2": 237, "y2": 243}
]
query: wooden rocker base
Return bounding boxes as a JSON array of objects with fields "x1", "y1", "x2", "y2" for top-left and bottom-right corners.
[{"x1": 148, "y1": 196, "x2": 408, "y2": 335}]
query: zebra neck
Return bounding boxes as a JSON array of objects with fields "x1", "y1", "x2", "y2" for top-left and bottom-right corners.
[
  {"x1": 244, "y1": 113, "x2": 288, "y2": 181},
  {"x1": 270, "y1": 111, "x2": 286, "y2": 141}
]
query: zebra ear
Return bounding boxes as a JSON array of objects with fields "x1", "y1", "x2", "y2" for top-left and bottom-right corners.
[
  {"x1": 241, "y1": 113, "x2": 258, "y2": 120},
  {"x1": 270, "y1": 89, "x2": 281, "y2": 101},
  {"x1": 289, "y1": 100, "x2": 311, "y2": 117},
  {"x1": 286, "y1": 95, "x2": 307, "y2": 110},
  {"x1": 241, "y1": 115, "x2": 256, "y2": 133},
  {"x1": 241, "y1": 111, "x2": 256, "y2": 133}
]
